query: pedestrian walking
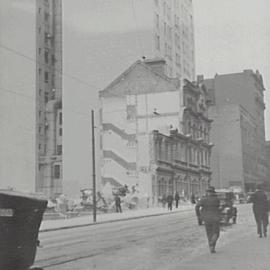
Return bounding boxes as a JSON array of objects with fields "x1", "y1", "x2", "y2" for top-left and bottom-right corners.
[
  {"x1": 195, "y1": 186, "x2": 220, "y2": 253},
  {"x1": 167, "y1": 193, "x2": 173, "y2": 211},
  {"x1": 175, "y1": 192, "x2": 180, "y2": 208},
  {"x1": 115, "y1": 194, "x2": 122, "y2": 213},
  {"x1": 249, "y1": 185, "x2": 269, "y2": 238},
  {"x1": 191, "y1": 193, "x2": 196, "y2": 204},
  {"x1": 162, "y1": 194, "x2": 167, "y2": 208}
]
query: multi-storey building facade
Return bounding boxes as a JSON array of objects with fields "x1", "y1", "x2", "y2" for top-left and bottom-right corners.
[
  {"x1": 36, "y1": 0, "x2": 62, "y2": 198},
  {"x1": 265, "y1": 141, "x2": 270, "y2": 186},
  {"x1": 0, "y1": 0, "x2": 62, "y2": 198},
  {"x1": 100, "y1": 58, "x2": 212, "y2": 204},
  {"x1": 205, "y1": 70, "x2": 268, "y2": 191}
]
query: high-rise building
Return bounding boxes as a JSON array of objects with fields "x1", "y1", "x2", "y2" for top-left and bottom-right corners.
[
  {"x1": 205, "y1": 70, "x2": 268, "y2": 192},
  {"x1": 0, "y1": 0, "x2": 62, "y2": 198},
  {"x1": 36, "y1": 0, "x2": 62, "y2": 198}
]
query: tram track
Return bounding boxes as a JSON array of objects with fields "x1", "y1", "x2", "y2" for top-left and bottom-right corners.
[{"x1": 34, "y1": 213, "x2": 197, "y2": 269}]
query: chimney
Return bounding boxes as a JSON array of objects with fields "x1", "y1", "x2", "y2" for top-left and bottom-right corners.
[{"x1": 143, "y1": 58, "x2": 166, "y2": 75}]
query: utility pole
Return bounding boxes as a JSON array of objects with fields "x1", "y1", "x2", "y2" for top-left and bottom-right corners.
[{"x1": 91, "y1": 110, "x2": 97, "y2": 222}]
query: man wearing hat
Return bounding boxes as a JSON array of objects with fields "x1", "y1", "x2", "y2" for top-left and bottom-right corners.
[
  {"x1": 195, "y1": 186, "x2": 221, "y2": 253},
  {"x1": 249, "y1": 184, "x2": 269, "y2": 237}
]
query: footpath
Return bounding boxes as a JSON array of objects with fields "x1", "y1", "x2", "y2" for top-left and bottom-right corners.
[
  {"x1": 178, "y1": 204, "x2": 270, "y2": 270},
  {"x1": 40, "y1": 203, "x2": 194, "y2": 232},
  {"x1": 180, "y1": 232, "x2": 270, "y2": 270}
]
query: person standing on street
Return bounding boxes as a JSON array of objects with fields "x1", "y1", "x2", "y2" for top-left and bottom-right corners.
[
  {"x1": 115, "y1": 194, "x2": 122, "y2": 213},
  {"x1": 167, "y1": 193, "x2": 173, "y2": 211},
  {"x1": 249, "y1": 185, "x2": 269, "y2": 238},
  {"x1": 195, "y1": 186, "x2": 220, "y2": 253},
  {"x1": 175, "y1": 192, "x2": 180, "y2": 208}
]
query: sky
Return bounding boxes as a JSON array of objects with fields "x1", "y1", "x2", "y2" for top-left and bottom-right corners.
[
  {"x1": 193, "y1": 0, "x2": 270, "y2": 140},
  {"x1": 62, "y1": 0, "x2": 270, "y2": 140}
]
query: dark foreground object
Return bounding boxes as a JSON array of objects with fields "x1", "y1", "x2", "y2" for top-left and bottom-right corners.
[{"x1": 0, "y1": 190, "x2": 47, "y2": 270}]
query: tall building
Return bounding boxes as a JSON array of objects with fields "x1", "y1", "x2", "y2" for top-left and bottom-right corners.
[
  {"x1": 265, "y1": 141, "x2": 270, "y2": 184},
  {"x1": 61, "y1": 0, "x2": 196, "y2": 196},
  {"x1": 100, "y1": 58, "x2": 212, "y2": 204},
  {"x1": 0, "y1": 0, "x2": 62, "y2": 198},
  {"x1": 205, "y1": 70, "x2": 268, "y2": 191},
  {"x1": 36, "y1": 0, "x2": 62, "y2": 198}
]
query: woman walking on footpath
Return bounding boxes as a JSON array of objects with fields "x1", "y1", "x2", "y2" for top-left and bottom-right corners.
[
  {"x1": 249, "y1": 185, "x2": 269, "y2": 237},
  {"x1": 195, "y1": 186, "x2": 220, "y2": 253}
]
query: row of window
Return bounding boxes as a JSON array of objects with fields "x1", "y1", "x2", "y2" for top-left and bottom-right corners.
[
  {"x1": 155, "y1": 140, "x2": 210, "y2": 167},
  {"x1": 38, "y1": 48, "x2": 55, "y2": 65},
  {"x1": 155, "y1": 177, "x2": 207, "y2": 197},
  {"x1": 38, "y1": 143, "x2": 62, "y2": 155}
]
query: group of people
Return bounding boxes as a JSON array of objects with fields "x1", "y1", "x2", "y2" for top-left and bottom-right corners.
[
  {"x1": 195, "y1": 184, "x2": 269, "y2": 254},
  {"x1": 161, "y1": 192, "x2": 181, "y2": 210}
]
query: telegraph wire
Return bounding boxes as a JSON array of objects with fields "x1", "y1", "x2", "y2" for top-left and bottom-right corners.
[{"x1": 0, "y1": 43, "x2": 100, "y2": 91}]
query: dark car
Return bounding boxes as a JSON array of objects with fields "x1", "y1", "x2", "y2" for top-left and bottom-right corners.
[
  {"x1": 196, "y1": 190, "x2": 237, "y2": 226},
  {"x1": 216, "y1": 189, "x2": 237, "y2": 225}
]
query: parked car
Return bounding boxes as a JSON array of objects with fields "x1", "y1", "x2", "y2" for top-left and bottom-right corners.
[
  {"x1": 216, "y1": 189, "x2": 237, "y2": 225},
  {"x1": 196, "y1": 189, "x2": 237, "y2": 226}
]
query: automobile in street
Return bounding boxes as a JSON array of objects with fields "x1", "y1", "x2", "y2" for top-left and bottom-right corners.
[{"x1": 196, "y1": 189, "x2": 237, "y2": 226}]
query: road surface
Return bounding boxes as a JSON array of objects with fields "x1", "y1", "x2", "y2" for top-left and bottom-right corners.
[{"x1": 34, "y1": 204, "x2": 255, "y2": 270}]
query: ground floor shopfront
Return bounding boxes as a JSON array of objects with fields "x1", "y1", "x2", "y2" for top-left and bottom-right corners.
[{"x1": 151, "y1": 165, "x2": 211, "y2": 205}]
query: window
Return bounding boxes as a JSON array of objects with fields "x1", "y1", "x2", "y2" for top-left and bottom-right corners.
[
  {"x1": 44, "y1": 92, "x2": 48, "y2": 103},
  {"x1": 155, "y1": 13, "x2": 159, "y2": 28},
  {"x1": 51, "y1": 55, "x2": 55, "y2": 65},
  {"x1": 51, "y1": 74, "x2": 55, "y2": 87},
  {"x1": 38, "y1": 7, "x2": 41, "y2": 14},
  {"x1": 127, "y1": 105, "x2": 136, "y2": 120},
  {"x1": 44, "y1": 12, "x2": 49, "y2": 21},
  {"x1": 38, "y1": 48, "x2": 41, "y2": 55},
  {"x1": 59, "y1": 128, "x2": 62, "y2": 136},
  {"x1": 44, "y1": 50, "x2": 49, "y2": 63},
  {"x1": 168, "y1": 46, "x2": 172, "y2": 58},
  {"x1": 168, "y1": 66, "x2": 172, "y2": 77},
  {"x1": 38, "y1": 68, "x2": 42, "y2": 75},
  {"x1": 163, "y1": 2, "x2": 166, "y2": 15},
  {"x1": 57, "y1": 145, "x2": 62, "y2": 155},
  {"x1": 39, "y1": 144, "x2": 41, "y2": 150},
  {"x1": 54, "y1": 165, "x2": 61, "y2": 179},
  {"x1": 176, "y1": 53, "x2": 180, "y2": 66},
  {"x1": 39, "y1": 89, "x2": 42, "y2": 96},
  {"x1": 44, "y1": 71, "x2": 49, "y2": 83},
  {"x1": 164, "y1": 22, "x2": 166, "y2": 36},
  {"x1": 59, "y1": 112, "x2": 62, "y2": 125}
]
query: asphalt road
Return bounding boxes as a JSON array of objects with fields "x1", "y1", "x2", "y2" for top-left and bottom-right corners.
[{"x1": 34, "y1": 204, "x2": 254, "y2": 270}]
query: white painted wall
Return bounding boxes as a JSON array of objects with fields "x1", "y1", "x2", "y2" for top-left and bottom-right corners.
[{"x1": 103, "y1": 131, "x2": 136, "y2": 162}]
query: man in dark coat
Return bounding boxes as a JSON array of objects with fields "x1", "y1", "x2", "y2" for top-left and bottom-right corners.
[
  {"x1": 167, "y1": 193, "x2": 173, "y2": 211},
  {"x1": 191, "y1": 193, "x2": 196, "y2": 204},
  {"x1": 175, "y1": 192, "x2": 180, "y2": 208},
  {"x1": 249, "y1": 185, "x2": 269, "y2": 237},
  {"x1": 195, "y1": 186, "x2": 220, "y2": 253},
  {"x1": 115, "y1": 194, "x2": 122, "y2": 213}
]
